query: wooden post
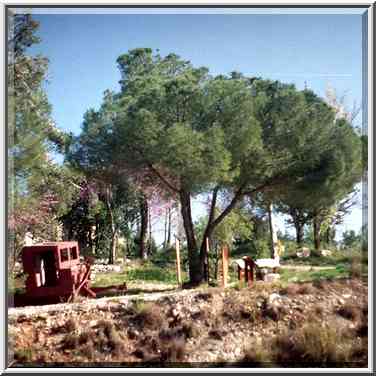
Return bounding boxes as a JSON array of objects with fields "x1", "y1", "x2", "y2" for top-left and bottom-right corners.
[
  {"x1": 175, "y1": 238, "x2": 182, "y2": 286},
  {"x1": 243, "y1": 256, "x2": 255, "y2": 287},
  {"x1": 221, "y1": 244, "x2": 229, "y2": 288}
]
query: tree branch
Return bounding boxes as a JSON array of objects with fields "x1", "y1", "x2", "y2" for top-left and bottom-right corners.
[
  {"x1": 146, "y1": 162, "x2": 179, "y2": 194},
  {"x1": 207, "y1": 186, "x2": 219, "y2": 225},
  {"x1": 210, "y1": 185, "x2": 246, "y2": 231},
  {"x1": 128, "y1": 144, "x2": 179, "y2": 193}
]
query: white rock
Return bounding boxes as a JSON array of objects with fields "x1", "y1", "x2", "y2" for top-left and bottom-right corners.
[
  {"x1": 268, "y1": 293, "x2": 281, "y2": 303},
  {"x1": 264, "y1": 273, "x2": 281, "y2": 283},
  {"x1": 321, "y1": 249, "x2": 332, "y2": 257},
  {"x1": 113, "y1": 265, "x2": 122, "y2": 273},
  {"x1": 297, "y1": 247, "x2": 310, "y2": 258},
  {"x1": 255, "y1": 258, "x2": 280, "y2": 268}
]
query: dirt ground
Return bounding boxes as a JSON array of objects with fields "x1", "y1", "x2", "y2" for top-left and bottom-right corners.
[{"x1": 8, "y1": 277, "x2": 368, "y2": 368}]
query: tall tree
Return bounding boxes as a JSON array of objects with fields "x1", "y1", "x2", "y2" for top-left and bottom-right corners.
[
  {"x1": 275, "y1": 89, "x2": 364, "y2": 250},
  {"x1": 7, "y1": 13, "x2": 69, "y2": 265},
  {"x1": 104, "y1": 49, "x2": 353, "y2": 284}
]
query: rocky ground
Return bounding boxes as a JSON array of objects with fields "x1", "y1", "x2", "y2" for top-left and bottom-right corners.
[{"x1": 8, "y1": 277, "x2": 368, "y2": 368}]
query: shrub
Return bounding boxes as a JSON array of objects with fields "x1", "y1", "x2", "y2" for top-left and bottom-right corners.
[
  {"x1": 350, "y1": 256, "x2": 362, "y2": 279},
  {"x1": 132, "y1": 302, "x2": 164, "y2": 330},
  {"x1": 239, "y1": 346, "x2": 273, "y2": 367},
  {"x1": 65, "y1": 318, "x2": 77, "y2": 333},
  {"x1": 336, "y1": 303, "x2": 362, "y2": 321},
  {"x1": 273, "y1": 321, "x2": 353, "y2": 367}
]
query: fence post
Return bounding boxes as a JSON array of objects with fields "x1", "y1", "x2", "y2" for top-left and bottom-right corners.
[
  {"x1": 175, "y1": 238, "x2": 182, "y2": 286},
  {"x1": 221, "y1": 244, "x2": 229, "y2": 288}
]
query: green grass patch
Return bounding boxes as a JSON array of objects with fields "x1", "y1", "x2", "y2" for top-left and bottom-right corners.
[
  {"x1": 126, "y1": 264, "x2": 183, "y2": 284},
  {"x1": 281, "y1": 248, "x2": 367, "y2": 267},
  {"x1": 279, "y1": 265, "x2": 351, "y2": 284},
  {"x1": 92, "y1": 261, "x2": 184, "y2": 287}
]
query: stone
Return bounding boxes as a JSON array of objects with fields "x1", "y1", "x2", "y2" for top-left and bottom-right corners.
[
  {"x1": 296, "y1": 247, "x2": 310, "y2": 258},
  {"x1": 321, "y1": 249, "x2": 332, "y2": 257},
  {"x1": 255, "y1": 258, "x2": 280, "y2": 268},
  {"x1": 268, "y1": 293, "x2": 282, "y2": 305},
  {"x1": 264, "y1": 273, "x2": 281, "y2": 283}
]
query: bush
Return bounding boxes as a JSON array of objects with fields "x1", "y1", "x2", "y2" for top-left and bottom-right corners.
[
  {"x1": 132, "y1": 302, "x2": 164, "y2": 330},
  {"x1": 273, "y1": 322, "x2": 354, "y2": 367}
]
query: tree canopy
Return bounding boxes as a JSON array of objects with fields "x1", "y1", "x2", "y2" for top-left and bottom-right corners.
[{"x1": 68, "y1": 48, "x2": 364, "y2": 284}]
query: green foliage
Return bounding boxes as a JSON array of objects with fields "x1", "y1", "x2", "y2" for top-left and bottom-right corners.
[
  {"x1": 275, "y1": 90, "x2": 364, "y2": 248},
  {"x1": 342, "y1": 230, "x2": 361, "y2": 249},
  {"x1": 279, "y1": 266, "x2": 350, "y2": 284},
  {"x1": 72, "y1": 47, "x2": 365, "y2": 283},
  {"x1": 195, "y1": 207, "x2": 251, "y2": 247},
  {"x1": 249, "y1": 238, "x2": 271, "y2": 259},
  {"x1": 91, "y1": 260, "x2": 182, "y2": 287},
  {"x1": 7, "y1": 14, "x2": 75, "y2": 266}
]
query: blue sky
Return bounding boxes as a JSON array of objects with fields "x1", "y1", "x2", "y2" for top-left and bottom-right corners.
[{"x1": 26, "y1": 9, "x2": 366, "y2": 242}]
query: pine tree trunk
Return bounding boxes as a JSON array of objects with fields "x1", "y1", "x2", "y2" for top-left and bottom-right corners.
[
  {"x1": 139, "y1": 196, "x2": 148, "y2": 260},
  {"x1": 313, "y1": 216, "x2": 321, "y2": 251},
  {"x1": 105, "y1": 187, "x2": 117, "y2": 264},
  {"x1": 295, "y1": 223, "x2": 304, "y2": 246},
  {"x1": 179, "y1": 190, "x2": 203, "y2": 285},
  {"x1": 109, "y1": 229, "x2": 118, "y2": 264}
]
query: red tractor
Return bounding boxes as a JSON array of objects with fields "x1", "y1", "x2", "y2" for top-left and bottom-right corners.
[{"x1": 21, "y1": 241, "x2": 96, "y2": 301}]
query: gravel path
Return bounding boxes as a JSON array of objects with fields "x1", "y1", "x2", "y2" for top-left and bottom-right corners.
[{"x1": 8, "y1": 285, "x2": 210, "y2": 318}]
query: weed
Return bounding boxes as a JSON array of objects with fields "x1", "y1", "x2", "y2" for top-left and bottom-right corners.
[
  {"x1": 194, "y1": 292, "x2": 213, "y2": 302},
  {"x1": 65, "y1": 318, "x2": 77, "y2": 333},
  {"x1": 262, "y1": 304, "x2": 280, "y2": 322},
  {"x1": 273, "y1": 321, "x2": 354, "y2": 367},
  {"x1": 78, "y1": 331, "x2": 91, "y2": 345},
  {"x1": 208, "y1": 329, "x2": 226, "y2": 340},
  {"x1": 314, "y1": 305, "x2": 324, "y2": 316},
  {"x1": 297, "y1": 283, "x2": 315, "y2": 295},
  {"x1": 61, "y1": 333, "x2": 79, "y2": 350},
  {"x1": 14, "y1": 348, "x2": 33, "y2": 363},
  {"x1": 160, "y1": 338, "x2": 185, "y2": 362},
  {"x1": 239, "y1": 346, "x2": 273, "y2": 367},
  {"x1": 336, "y1": 303, "x2": 361, "y2": 321},
  {"x1": 350, "y1": 257, "x2": 362, "y2": 279},
  {"x1": 132, "y1": 302, "x2": 164, "y2": 330},
  {"x1": 80, "y1": 343, "x2": 95, "y2": 359}
]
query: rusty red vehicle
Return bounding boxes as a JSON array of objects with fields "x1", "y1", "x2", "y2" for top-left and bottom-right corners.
[{"x1": 21, "y1": 241, "x2": 96, "y2": 301}]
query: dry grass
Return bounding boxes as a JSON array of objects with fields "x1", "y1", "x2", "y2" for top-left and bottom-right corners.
[
  {"x1": 238, "y1": 319, "x2": 367, "y2": 367},
  {"x1": 131, "y1": 302, "x2": 164, "y2": 330},
  {"x1": 280, "y1": 282, "x2": 316, "y2": 296},
  {"x1": 274, "y1": 322, "x2": 353, "y2": 367},
  {"x1": 238, "y1": 345, "x2": 273, "y2": 367},
  {"x1": 350, "y1": 256, "x2": 363, "y2": 279},
  {"x1": 336, "y1": 303, "x2": 362, "y2": 321},
  {"x1": 59, "y1": 318, "x2": 126, "y2": 361},
  {"x1": 222, "y1": 294, "x2": 259, "y2": 323},
  {"x1": 9, "y1": 278, "x2": 368, "y2": 367}
]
